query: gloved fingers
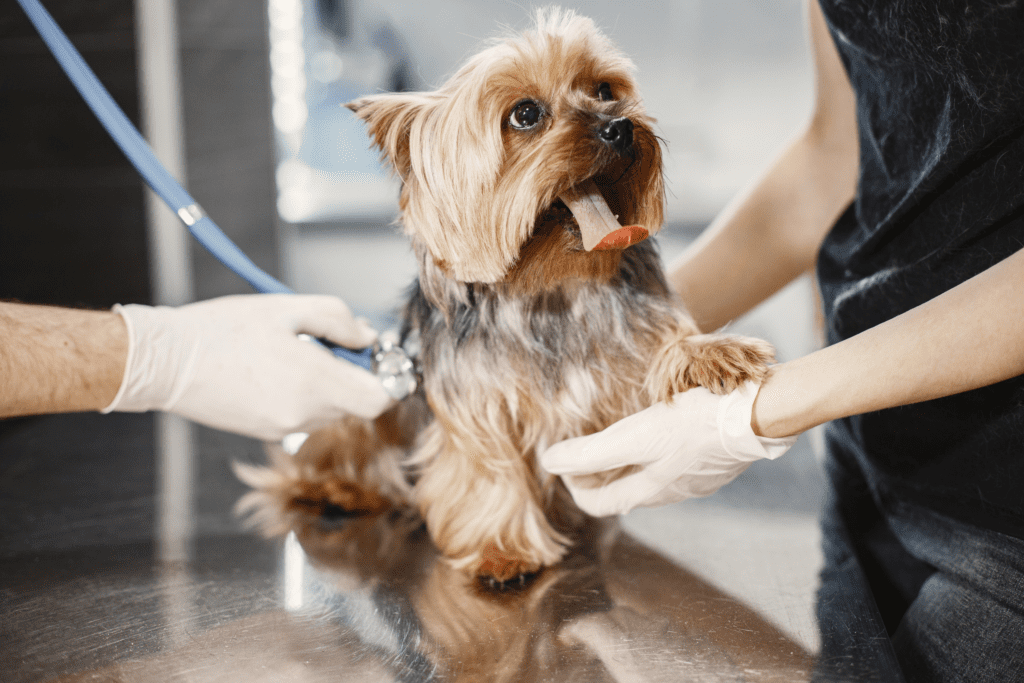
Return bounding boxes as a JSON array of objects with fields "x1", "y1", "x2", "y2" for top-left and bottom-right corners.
[
  {"x1": 539, "y1": 405, "x2": 673, "y2": 476},
  {"x1": 315, "y1": 345, "x2": 394, "y2": 420},
  {"x1": 561, "y1": 467, "x2": 664, "y2": 517},
  {"x1": 564, "y1": 456, "x2": 755, "y2": 516},
  {"x1": 540, "y1": 432, "x2": 658, "y2": 476},
  {"x1": 539, "y1": 435, "x2": 593, "y2": 475},
  {"x1": 290, "y1": 295, "x2": 378, "y2": 350}
]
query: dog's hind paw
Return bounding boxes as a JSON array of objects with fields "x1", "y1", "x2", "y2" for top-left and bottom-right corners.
[{"x1": 290, "y1": 478, "x2": 391, "y2": 517}]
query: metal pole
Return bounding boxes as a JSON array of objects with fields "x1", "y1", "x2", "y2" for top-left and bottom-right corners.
[{"x1": 134, "y1": 0, "x2": 196, "y2": 648}]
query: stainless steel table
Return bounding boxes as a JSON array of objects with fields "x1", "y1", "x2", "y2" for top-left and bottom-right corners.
[{"x1": 1, "y1": 412, "x2": 903, "y2": 682}]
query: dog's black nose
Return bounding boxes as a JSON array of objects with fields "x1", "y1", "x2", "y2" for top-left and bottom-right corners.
[{"x1": 598, "y1": 117, "x2": 634, "y2": 153}]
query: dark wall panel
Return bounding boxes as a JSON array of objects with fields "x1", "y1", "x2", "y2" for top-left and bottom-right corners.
[{"x1": 0, "y1": 0, "x2": 151, "y2": 309}]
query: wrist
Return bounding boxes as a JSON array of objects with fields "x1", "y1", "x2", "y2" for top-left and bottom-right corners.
[
  {"x1": 749, "y1": 362, "x2": 813, "y2": 438},
  {"x1": 102, "y1": 303, "x2": 193, "y2": 414},
  {"x1": 93, "y1": 308, "x2": 130, "y2": 410},
  {"x1": 100, "y1": 305, "x2": 135, "y2": 413},
  {"x1": 719, "y1": 381, "x2": 796, "y2": 462}
]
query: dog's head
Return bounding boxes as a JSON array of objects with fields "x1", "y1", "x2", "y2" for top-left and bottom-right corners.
[{"x1": 348, "y1": 8, "x2": 664, "y2": 287}]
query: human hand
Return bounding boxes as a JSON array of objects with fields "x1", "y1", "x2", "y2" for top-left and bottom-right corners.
[
  {"x1": 102, "y1": 294, "x2": 392, "y2": 441},
  {"x1": 539, "y1": 382, "x2": 797, "y2": 516}
]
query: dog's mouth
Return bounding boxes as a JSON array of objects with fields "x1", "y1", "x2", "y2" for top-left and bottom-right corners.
[{"x1": 557, "y1": 179, "x2": 649, "y2": 251}]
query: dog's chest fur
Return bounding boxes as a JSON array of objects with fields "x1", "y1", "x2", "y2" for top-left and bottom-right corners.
[{"x1": 404, "y1": 239, "x2": 684, "y2": 453}]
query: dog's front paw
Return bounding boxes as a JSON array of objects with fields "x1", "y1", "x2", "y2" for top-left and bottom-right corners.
[{"x1": 648, "y1": 332, "x2": 775, "y2": 400}]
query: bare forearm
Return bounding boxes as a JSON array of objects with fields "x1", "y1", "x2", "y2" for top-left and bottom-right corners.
[
  {"x1": 0, "y1": 302, "x2": 128, "y2": 416},
  {"x1": 669, "y1": 0, "x2": 858, "y2": 332},
  {"x1": 752, "y1": 246, "x2": 1024, "y2": 437},
  {"x1": 668, "y1": 132, "x2": 855, "y2": 332}
]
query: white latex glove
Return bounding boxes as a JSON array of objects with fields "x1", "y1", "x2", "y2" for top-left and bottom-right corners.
[
  {"x1": 539, "y1": 381, "x2": 797, "y2": 516},
  {"x1": 102, "y1": 294, "x2": 392, "y2": 441}
]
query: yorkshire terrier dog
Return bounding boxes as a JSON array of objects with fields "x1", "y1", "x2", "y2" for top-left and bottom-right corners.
[{"x1": 238, "y1": 8, "x2": 772, "y2": 584}]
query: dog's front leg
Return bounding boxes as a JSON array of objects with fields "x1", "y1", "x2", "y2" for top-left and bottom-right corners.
[{"x1": 411, "y1": 419, "x2": 570, "y2": 582}]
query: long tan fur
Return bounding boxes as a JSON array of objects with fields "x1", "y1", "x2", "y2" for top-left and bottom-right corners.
[{"x1": 238, "y1": 7, "x2": 773, "y2": 582}]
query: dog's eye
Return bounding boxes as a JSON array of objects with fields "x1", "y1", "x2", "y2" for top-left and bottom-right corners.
[
  {"x1": 597, "y1": 82, "x2": 614, "y2": 101},
  {"x1": 509, "y1": 101, "x2": 543, "y2": 130}
]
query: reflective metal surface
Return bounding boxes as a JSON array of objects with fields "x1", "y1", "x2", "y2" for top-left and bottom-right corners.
[{"x1": 0, "y1": 411, "x2": 903, "y2": 682}]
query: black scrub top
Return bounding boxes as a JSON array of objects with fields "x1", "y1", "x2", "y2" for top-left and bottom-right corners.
[{"x1": 816, "y1": 0, "x2": 1024, "y2": 539}]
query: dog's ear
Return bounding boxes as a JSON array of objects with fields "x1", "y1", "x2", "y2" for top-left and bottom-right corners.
[{"x1": 346, "y1": 94, "x2": 432, "y2": 179}]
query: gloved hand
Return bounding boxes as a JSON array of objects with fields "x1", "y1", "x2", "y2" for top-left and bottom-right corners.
[
  {"x1": 539, "y1": 381, "x2": 797, "y2": 516},
  {"x1": 102, "y1": 294, "x2": 392, "y2": 441}
]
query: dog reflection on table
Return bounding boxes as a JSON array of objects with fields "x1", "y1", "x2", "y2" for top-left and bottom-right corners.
[
  {"x1": 237, "y1": 7, "x2": 773, "y2": 584},
  {"x1": 252, "y1": 509, "x2": 814, "y2": 682}
]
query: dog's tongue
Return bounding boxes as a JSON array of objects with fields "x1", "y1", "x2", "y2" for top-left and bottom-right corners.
[{"x1": 559, "y1": 180, "x2": 649, "y2": 251}]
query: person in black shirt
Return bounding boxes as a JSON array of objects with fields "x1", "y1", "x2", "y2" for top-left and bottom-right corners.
[{"x1": 541, "y1": 1, "x2": 1024, "y2": 679}]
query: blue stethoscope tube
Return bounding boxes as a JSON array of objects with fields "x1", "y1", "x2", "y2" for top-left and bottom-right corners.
[{"x1": 16, "y1": 0, "x2": 375, "y2": 372}]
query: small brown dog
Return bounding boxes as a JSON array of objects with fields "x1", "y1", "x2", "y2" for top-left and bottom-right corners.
[{"x1": 238, "y1": 7, "x2": 772, "y2": 584}]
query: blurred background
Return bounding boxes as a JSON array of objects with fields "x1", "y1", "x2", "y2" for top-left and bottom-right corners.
[
  {"x1": 0, "y1": 0, "x2": 817, "y2": 350},
  {"x1": 271, "y1": 0, "x2": 816, "y2": 337},
  {"x1": 1, "y1": 2, "x2": 841, "y2": 679}
]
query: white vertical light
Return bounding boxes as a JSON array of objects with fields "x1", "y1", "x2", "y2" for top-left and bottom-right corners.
[
  {"x1": 284, "y1": 531, "x2": 306, "y2": 611},
  {"x1": 134, "y1": 0, "x2": 193, "y2": 307},
  {"x1": 269, "y1": 0, "x2": 312, "y2": 223},
  {"x1": 135, "y1": 0, "x2": 197, "y2": 650},
  {"x1": 268, "y1": 0, "x2": 308, "y2": 153}
]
